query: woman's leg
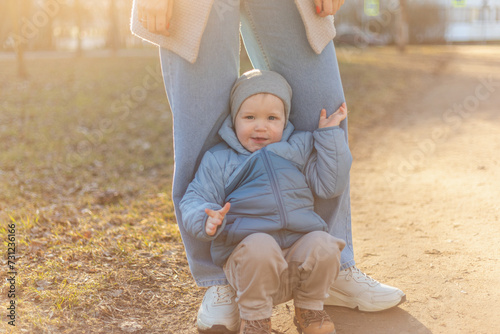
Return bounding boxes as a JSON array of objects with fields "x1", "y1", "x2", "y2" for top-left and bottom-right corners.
[
  {"x1": 160, "y1": 0, "x2": 240, "y2": 288},
  {"x1": 240, "y1": 0, "x2": 405, "y2": 312},
  {"x1": 159, "y1": 0, "x2": 241, "y2": 331}
]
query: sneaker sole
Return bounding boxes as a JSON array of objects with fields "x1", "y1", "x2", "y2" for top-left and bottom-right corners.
[
  {"x1": 325, "y1": 293, "x2": 407, "y2": 312},
  {"x1": 197, "y1": 325, "x2": 238, "y2": 334}
]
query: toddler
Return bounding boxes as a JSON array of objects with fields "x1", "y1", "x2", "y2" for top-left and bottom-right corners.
[{"x1": 180, "y1": 69, "x2": 352, "y2": 334}]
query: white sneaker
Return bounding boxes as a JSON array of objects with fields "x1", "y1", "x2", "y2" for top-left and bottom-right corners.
[
  {"x1": 325, "y1": 266, "x2": 406, "y2": 312},
  {"x1": 197, "y1": 285, "x2": 240, "y2": 333}
]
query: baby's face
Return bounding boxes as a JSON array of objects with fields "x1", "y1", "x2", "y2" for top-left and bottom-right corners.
[{"x1": 234, "y1": 93, "x2": 286, "y2": 153}]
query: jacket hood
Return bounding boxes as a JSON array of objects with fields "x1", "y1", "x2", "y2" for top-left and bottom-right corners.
[{"x1": 218, "y1": 115, "x2": 295, "y2": 155}]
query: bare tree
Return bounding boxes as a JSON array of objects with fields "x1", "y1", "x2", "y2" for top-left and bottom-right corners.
[
  {"x1": 107, "y1": 0, "x2": 120, "y2": 53},
  {"x1": 75, "y1": 0, "x2": 83, "y2": 56},
  {"x1": 37, "y1": 0, "x2": 55, "y2": 50},
  {"x1": 396, "y1": 0, "x2": 409, "y2": 52},
  {"x1": 10, "y1": 0, "x2": 28, "y2": 78}
]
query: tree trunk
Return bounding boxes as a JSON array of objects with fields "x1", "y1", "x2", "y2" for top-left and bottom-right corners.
[
  {"x1": 396, "y1": 0, "x2": 409, "y2": 53},
  {"x1": 39, "y1": 0, "x2": 55, "y2": 50},
  {"x1": 75, "y1": 0, "x2": 83, "y2": 56},
  {"x1": 108, "y1": 0, "x2": 120, "y2": 54},
  {"x1": 12, "y1": 0, "x2": 28, "y2": 78}
]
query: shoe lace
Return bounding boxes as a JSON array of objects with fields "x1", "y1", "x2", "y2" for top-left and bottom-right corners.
[
  {"x1": 348, "y1": 266, "x2": 379, "y2": 286},
  {"x1": 299, "y1": 309, "x2": 331, "y2": 328},
  {"x1": 213, "y1": 285, "x2": 234, "y2": 305},
  {"x1": 242, "y1": 318, "x2": 271, "y2": 334}
]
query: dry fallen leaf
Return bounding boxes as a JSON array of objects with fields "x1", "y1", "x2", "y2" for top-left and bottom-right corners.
[{"x1": 119, "y1": 321, "x2": 143, "y2": 333}]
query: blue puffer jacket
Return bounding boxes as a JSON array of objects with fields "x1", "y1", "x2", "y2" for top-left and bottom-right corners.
[{"x1": 180, "y1": 116, "x2": 352, "y2": 267}]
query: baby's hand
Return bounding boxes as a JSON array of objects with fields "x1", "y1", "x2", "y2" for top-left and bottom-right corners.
[
  {"x1": 205, "y1": 203, "x2": 231, "y2": 236},
  {"x1": 318, "y1": 103, "x2": 347, "y2": 129}
]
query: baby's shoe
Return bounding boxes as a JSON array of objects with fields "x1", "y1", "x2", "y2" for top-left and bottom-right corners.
[
  {"x1": 197, "y1": 285, "x2": 240, "y2": 333},
  {"x1": 293, "y1": 307, "x2": 336, "y2": 334},
  {"x1": 239, "y1": 318, "x2": 272, "y2": 334}
]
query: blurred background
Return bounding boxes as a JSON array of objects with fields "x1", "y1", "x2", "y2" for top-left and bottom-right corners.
[
  {"x1": 1, "y1": 0, "x2": 500, "y2": 77},
  {"x1": 1, "y1": 1, "x2": 499, "y2": 333}
]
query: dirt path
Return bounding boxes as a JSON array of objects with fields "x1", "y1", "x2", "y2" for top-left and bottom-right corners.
[{"x1": 270, "y1": 47, "x2": 500, "y2": 334}]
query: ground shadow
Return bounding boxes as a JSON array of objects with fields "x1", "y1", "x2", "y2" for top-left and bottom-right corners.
[
  {"x1": 270, "y1": 302, "x2": 431, "y2": 334},
  {"x1": 327, "y1": 306, "x2": 432, "y2": 334}
]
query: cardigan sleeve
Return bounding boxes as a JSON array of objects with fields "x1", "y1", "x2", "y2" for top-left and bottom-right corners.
[
  {"x1": 294, "y1": 0, "x2": 337, "y2": 54},
  {"x1": 130, "y1": 0, "x2": 214, "y2": 64},
  {"x1": 130, "y1": 0, "x2": 335, "y2": 63}
]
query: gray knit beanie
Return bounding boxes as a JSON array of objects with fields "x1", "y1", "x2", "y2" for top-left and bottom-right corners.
[{"x1": 230, "y1": 69, "x2": 292, "y2": 125}]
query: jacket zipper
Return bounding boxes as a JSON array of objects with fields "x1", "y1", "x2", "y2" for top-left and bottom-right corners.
[{"x1": 262, "y1": 149, "x2": 287, "y2": 239}]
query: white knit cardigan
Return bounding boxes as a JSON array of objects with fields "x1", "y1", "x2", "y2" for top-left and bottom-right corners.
[{"x1": 130, "y1": 0, "x2": 336, "y2": 64}]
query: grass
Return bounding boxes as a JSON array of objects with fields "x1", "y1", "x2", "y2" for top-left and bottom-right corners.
[
  {"x1": 0, "y1": 45, "x2": 451, "y2": 333},
  {"x1": 0, "y1": 51, "x2": 192, "y2": 333}
]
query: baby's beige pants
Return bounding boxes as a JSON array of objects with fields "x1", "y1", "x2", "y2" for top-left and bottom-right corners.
[{"x1": 223, "y1": 231, "x2": 345, "y2": 321}]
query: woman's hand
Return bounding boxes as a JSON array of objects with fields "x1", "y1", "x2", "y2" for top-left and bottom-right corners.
[
  {"x1": 205, "y1": 203, "x2": 231, "y2": 236},
  {"x1": 314, "y1": 0, "x2": 345, "y2": 17},
  {"x1": 318, "y1": 103, "x2": 347, "y2": 129},
  {"x1": 138, "y1": 0, "x2": 174, "y2": 36}
]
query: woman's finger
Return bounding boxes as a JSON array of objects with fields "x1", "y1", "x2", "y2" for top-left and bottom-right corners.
[
  {"x1": 166, "y1": 0, "x2": 174, "y2": 30},
  {"x1": 313, "y1": 0, "x2": 322, "y2": 14},
  {"x1": 138, "y1": 3, "x2": 147, "y2": 28},
  {"x1": 153, "y1": 0, "x2": 172, "y2": 35},
  {"x1": 335, "y1": 0, "x2": 345, "y2": 14},
  {"x1": 321, "y1": 0, "x2": 333, "y2": 16},
  {"x1": 155, "y1": 13, "x2": 168, "y2": 35},
  {"x1": 147, "y1": 14, "x2": 156, "y2": 33},
  {"x1": 339, "y1": 0, "x2": 346, "y2": 13},
  {"x1": 332, "y1": 0, "x2": 340, "y2": 15},
  {"x1": 138, "y1": 4, "x2": 144, "y2": 21}
]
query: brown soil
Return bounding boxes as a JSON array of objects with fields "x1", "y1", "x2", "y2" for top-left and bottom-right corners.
[{"x1": 269, "y1": 47, "x2": 500, "y2": 334}]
